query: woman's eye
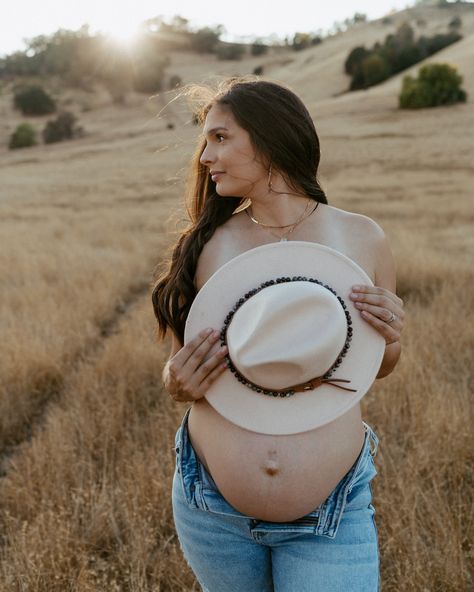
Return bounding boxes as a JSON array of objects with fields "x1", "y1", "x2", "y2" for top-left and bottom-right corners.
[{"x1": 216, "y1": 134, "x2": 225, "y2": 142}]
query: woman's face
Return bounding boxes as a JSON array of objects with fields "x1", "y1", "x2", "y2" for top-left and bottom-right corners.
[{"x1": 199, "y1": 103, "x2": 268, "y2": 198}]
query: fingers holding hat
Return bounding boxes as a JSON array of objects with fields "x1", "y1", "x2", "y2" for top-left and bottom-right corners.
[
  {"x1": 350, "y1": 285, "x2": 404, "y2": 345},
  {"x1": 165, "y1": 328, "x2": 228, "y2": 402}
]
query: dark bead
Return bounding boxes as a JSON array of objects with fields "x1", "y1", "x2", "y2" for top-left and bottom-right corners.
[
  {"x1": 279, "y1": 392, "x2": 287, "y2": 397},
  {"x1": 272, "y1": 392, "x2": 278, "y2": 397},
  {"x1": 251, "y1": 385, "x2": 257, "y2": 391}
]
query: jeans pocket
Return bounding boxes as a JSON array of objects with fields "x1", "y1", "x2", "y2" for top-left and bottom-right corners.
[
  {"x1": 345, "y1": 453, "x2": 377, "y2": 510},
  {"x1": 315, "y1": 429, "x2": 378, "y2": 537}
]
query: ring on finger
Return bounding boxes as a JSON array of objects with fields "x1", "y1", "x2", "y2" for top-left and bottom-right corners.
[{"x1": 386, "y1": 311, "x2": 397, "y2": 324}]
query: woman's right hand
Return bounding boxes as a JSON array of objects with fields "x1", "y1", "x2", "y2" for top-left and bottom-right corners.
[{"x1": 163, "y1": 328, "x2": 228, "y2": 402}]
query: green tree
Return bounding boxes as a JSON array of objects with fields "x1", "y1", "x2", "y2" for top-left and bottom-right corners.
[
  {"x1": 190, "y1": 27, "x2": 223, "y2": 53},
  {"x1": 13, "y1": 85, "x2": 56, "y2": 115},
  {"x1": 292, "y1": 32, "x2": 312, "y2": 51},
  {"x1": 345, "y1": 46, "x2": 370, "y2": 75},
  {"x1": 361, "y1": 54, "x2": 391, "y2": 86}
]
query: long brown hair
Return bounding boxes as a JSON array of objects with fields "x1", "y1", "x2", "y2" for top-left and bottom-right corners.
[{"x1": 151, "y1": 76, "x2": 328, "y2": 343}]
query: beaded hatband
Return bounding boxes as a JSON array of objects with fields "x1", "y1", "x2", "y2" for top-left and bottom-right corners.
[{"x1": 219, "y1": 276, "x2": 353, "y2": 398}]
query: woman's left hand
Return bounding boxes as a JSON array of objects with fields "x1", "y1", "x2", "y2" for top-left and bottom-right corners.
[{"x1": 349, "y1": 285, "x2": 404, "y2": 345}]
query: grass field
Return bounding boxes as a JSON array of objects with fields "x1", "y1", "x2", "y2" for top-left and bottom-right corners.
[{"x1": 0, "y1": 5, "x2": 473, "y2": 590}]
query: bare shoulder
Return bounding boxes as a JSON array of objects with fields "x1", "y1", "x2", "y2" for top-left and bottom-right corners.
[
  {"x1": 322, "y1": 204, "x2": 385, "y2": 242},
  {"x1": 318, "y1": 204, "x2": 394, "y2": 286}
]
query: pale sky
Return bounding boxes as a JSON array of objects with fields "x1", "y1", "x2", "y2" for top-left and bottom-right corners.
[{"x1": 1, "y1": 0, "x2": 419, "y2": 57}]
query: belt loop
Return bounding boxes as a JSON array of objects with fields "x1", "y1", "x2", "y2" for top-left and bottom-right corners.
[{"x1": 362, "y1": 421, "x2": 378, "y2": 457}]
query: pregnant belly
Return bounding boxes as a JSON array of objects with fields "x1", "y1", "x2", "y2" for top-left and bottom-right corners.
[{"x1": 187, "y1": 398, "x2": 366, "y2": 522}]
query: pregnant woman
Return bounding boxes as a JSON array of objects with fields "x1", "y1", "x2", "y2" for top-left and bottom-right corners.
[{"x1": 152, "y1": 77, "x2": 404, "y2": 591}]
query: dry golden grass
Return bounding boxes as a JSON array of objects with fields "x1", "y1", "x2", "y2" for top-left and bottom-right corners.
[{"x1": 0, "y1": 5, "x2": 473, "y2": 590}]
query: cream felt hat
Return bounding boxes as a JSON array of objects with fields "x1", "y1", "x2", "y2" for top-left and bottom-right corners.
[{"x1": 184, "y1": 241, "x2": 385, "y2": 435}]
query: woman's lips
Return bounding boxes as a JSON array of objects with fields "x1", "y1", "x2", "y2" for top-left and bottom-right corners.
[{"x1": 211, "y1": 173, "x2": 225, "y2": 181}]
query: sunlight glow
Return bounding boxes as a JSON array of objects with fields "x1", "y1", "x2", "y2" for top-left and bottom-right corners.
[{"x1": 97, "y1": 21, "x2": 141, "y2": 48}]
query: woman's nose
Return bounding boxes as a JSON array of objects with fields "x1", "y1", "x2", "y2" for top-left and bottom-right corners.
[{"x1": 200, "y1": 144, "x2": 214, "y2": 165}]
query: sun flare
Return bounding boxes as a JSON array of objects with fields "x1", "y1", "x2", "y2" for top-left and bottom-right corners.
[{"x1": 99, "y1": 21, "x2": 141, "y2": 48}]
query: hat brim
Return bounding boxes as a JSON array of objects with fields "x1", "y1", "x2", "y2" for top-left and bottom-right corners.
[{"x1": 184, "y1": 241, "x2": 385, "y2": 434}]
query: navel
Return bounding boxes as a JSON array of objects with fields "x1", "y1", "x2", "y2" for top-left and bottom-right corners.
[
  {"x1": 262, "y1": 450, "x2": 280, "y2": 476},
  {"x1": 264, "y1": 460, "x2": 280, "y2": 476}
]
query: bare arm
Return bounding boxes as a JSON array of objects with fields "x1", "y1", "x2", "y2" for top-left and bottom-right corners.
[{"x1": 349, "y1": 227, "x2": 404, "y2": 379}]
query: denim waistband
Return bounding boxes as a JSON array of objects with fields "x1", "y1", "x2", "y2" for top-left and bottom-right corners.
[{"x1": 173, "y1": 406, "x2": 378, "y2": 539}]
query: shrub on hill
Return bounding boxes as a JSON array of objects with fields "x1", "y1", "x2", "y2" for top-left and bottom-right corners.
[
  {"x1": 346, "y1": 21, "x2": 463, "y2": 91},
  {"x1": 190, "y1": 27, "x2": 221, "y2": 53},
  {"x1": 251, "y1": 42, "x2": 268, "y2": 56},
  {"x1": 168, "y1": 75, "x2": 182, "y2": 89},
  {"x1": 8, "y1": 123, "x2": 37, "y2": 149},
  {"x1": 13, "y1": 85, "x2": 56, "y2": 115},
  {"x1": 42, "y1": 111, "x2": 83, "y2": 143},
  {"x1": 399, "y1": 63, "x2": 467, "y2": 108},
  {"x1": 215, "y1": 43, "x2": 246, "y2": 60},
  {"x1": 449, "y1": 16, "x2": 462, "y2": 30},
  {"x1": 291, "y1": 32, "x2": 322, "y2": 51},
  {"x1": 132, "y1": 53, "x2": 170, "y2": 94}
]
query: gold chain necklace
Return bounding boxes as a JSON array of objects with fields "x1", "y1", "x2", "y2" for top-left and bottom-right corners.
[
  {"x1": 246, "y1": 198, "x2": 312, "y2": 229},
  {"x1": 246, "y1": 201, "x2": 319, "y2": 242}
]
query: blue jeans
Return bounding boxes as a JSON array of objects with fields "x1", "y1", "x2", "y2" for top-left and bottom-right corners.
[{"x1": 172, "y1": 408, "x2": 380, "y2": 592}]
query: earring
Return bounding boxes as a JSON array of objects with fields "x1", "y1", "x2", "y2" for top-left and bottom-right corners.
[
  {"x1": 232, "y1": 197, "x2": 252, "y2": 215},
  {"x1": 267, "y1": 163, "x2": 273, "y2": 193}
]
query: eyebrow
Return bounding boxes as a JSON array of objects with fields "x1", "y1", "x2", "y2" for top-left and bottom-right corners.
[{"x1": 202, "y1": 126, "x2": 229, "y2": 138}]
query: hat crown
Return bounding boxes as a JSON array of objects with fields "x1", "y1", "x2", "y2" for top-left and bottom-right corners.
[{"x1": 226, "y1": 282, "x2": 347, "y2": 390}]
